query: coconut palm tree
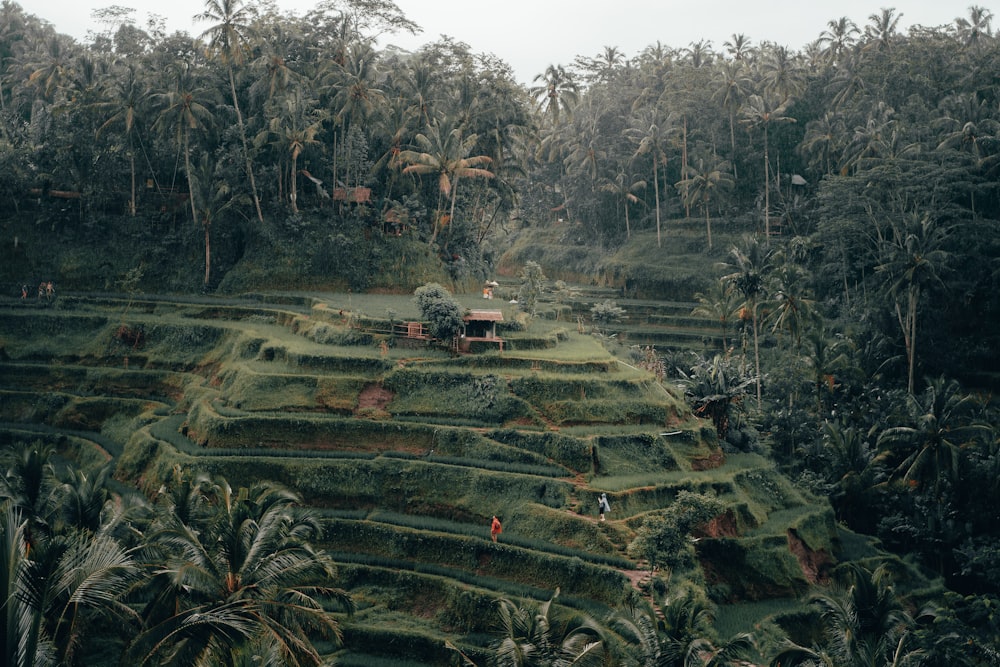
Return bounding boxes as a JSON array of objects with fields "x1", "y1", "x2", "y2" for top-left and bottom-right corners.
[
  {"x1": 720, "y1": 235, "x2": 775, "y2": 407},
  {"x1": 874, "y1": 211, "x2": 950, "y2": 394},
  {"x1": 94, "y1": 63, "x2": 152, "y2": 216},
  {"x1": 0, "y1": 498, "x2": 141, "y2": 667},
  {"x1": 397, "y1": 117, "x2": 494, "y2": 244},
  {"x1": 817, "y1": 17, "x2": 860, "y2": 65},
  {"x1": 529, "y1": 64, "x2": 579, "y2": 124},
  {"x1": 152, "y1": 61, "x2": 217, "y2": 228},
  {"x1": 196, "y1": 0, "x2": 265, "y2": 224},
  {"x1": 875, "y1": 376, "x2": 990, "y2": 498},
  {"x1": 264, "y1": 87, "x2": 326, "y2": 213},
  {"x1": 770, "y1": 563, "x2": 923, "y2": 667},
  {"x1": 598, "y1": 164, "x2": 645, "y2": 239},
  {"x1": 676, "y1": 155, "x2": 733, "y2": 250},
  {"x1": 626, "y1": 106, "x2": 675, "y2": 248},
  {"x1": 711, "y1": 60, "x2": 751, "y2": 177},
  {"x1": 740, "y1": 93, "x2": 795, "y2": 240},
  {"x1": 492, "y1": 589, "x2": 607, "y2": 667},
  {"x1": 863, "y1": 7, "x2": 902, "y2": 53},
  {"x1": 955, "y1": 5, "x2": 994, "y2": 52},
  {"x1": 127, "y1": 477, "x2": 351, "y2": 667}
]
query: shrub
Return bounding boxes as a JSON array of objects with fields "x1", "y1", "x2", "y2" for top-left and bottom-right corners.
[{"x1": 413, "y1": 283, "x2": 464, "y2": 340}]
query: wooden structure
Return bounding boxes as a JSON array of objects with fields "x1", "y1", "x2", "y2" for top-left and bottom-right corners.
[
  {"x1": 332, "y1": 187, "x2": 372, "y2": 203},
  {"x1": 459, "y1": 310, "x2": 504, "y2": 352}
]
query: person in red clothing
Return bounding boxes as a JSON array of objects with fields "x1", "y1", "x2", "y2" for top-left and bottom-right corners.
[{"x1": 490, "y1": 515, "x2": 502, "y2": 542}]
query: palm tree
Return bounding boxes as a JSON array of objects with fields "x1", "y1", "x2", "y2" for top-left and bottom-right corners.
[
  {"x1": 711, "y1": 60, "x2": 751, "y2": 177},
  {"x1": 722, "y1": 33, "x2": 752, "y2": 61},
  {"x1": 627, "y1": 106, "x2": 675, "y2": 247},
  {"x1": 612, "y1": 589, "x2": 730, "y2": 667},
  {"x1": 875, "y1": 377, "x2": 990, "y2": 498},
  {"x1": 766, "y1": 256, "x2": 818, "y2": 351},
  {"x1": 197, "y1": 0, "x2": 265, "y2": 224},
  {"x1": 692, "y1": 280, "x2": 739, "y2": 352},
  {"x1": 598, "y1": 165, "x2": 645, "y2": 239},
  {"x1": 265, "y1": 87, "x2": 326, "y2": 213},
  {"x1": 321, "y1": 40, "x2": 386, "y2": 189},
  {"x1": 676, "y1": 156, "x2": 733, "y2": 250},
  {"x1": 0, "y1": 500, "x2": 140, "y2": 667},
  {"x1": 529, "y1": 64, "x2": 579, "y2": 124},
  {"x1": 799, "y1": 112, "x2": 845, "y2": 176},
  {"x1": 248, "y1": 24, "x2": 302, "y2": 108},
  {"x1": 955, "y1": 5, "x2": 994, "y2": 52},
  {"x1": 397, "y1": 117, "x2": 495, "y2": 244},
  {"x1": 153, "y1": 62, "x2": 216, "y2": 228},
  {"x1": 188, "y1": 153, "x2": 243, "y2": 286},
  {"x1": 720, "y1": 235, "x2": 774, "y2": 407},
  {"x1": 95, "y1": 63, "x2": 151, "y2": 216},
  {"x1": 817, "y1": 17, "x2": 859, "y2": 65},
  {"x1": 771, "y1": 563, "x2": 922, "y2": 667},
  {"x1": 760, "y1": 44, "x2": 805, "y2": 104},
  {"x1": 127, "y1": 477, "x2": 351, "y2": 666},
  {"x1": 741, "y1": 93, "x2": 795, "y2": 240},
  {"x1": 863, "y1": 7, "x2": 902, "y2": 53},
  {"x1": 874, "y1": 211, "x2": 950, "y2": 394},
  {"x1": 492, "y1": 589, "x2": 607, "y2": 667}
]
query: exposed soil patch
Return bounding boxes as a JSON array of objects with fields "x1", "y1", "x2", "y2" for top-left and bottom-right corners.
[
  {"x1": 355, "y1": 383, "x2": 394, "y2": 413},
  {"x1": 788, "y1": 528, "x2": 833, "y2": 585}
]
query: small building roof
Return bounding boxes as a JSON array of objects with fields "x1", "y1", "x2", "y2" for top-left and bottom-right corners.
[{"x1": 465, "y1": 310, "x2": 504, "y2": 322}]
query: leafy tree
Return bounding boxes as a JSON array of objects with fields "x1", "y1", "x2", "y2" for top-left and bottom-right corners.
[
  {"x1": 677, "y1": 354, "x2": 754, "y2": 441},
  {"x1": 517, "y1": 260, "x2": 546, "y2": 317},
  {"x1": 627, "y1": 491, "x2": 725, "y2": 579},
  {"x1": 590, "y1": 299, "x2": 625, "y2": 331},
  {"x1": 413, "y1": 282, "x2": 465, "y2": 341}
]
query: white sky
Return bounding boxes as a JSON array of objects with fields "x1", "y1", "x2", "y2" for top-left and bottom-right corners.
[{"x1": 29, "y1": 0, "x2": 992, "y2": 85}]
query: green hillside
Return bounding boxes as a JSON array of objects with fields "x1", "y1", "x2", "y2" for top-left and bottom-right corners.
[{"x1": 0, "y1": 290, "x2": 858, "y2": 664}]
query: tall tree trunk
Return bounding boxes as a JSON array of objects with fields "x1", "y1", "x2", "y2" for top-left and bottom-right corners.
[
  {"x1": 624, "y1": 199, "x2": 631, "y2": 239},
  {"x1": 184, "y1": 130, "x2": 198, "y2": 228},
  {"x1": 129, "y1": 151, "x2": 136, "y2": 217},
  {"x1": 728, "y1": 111, "x2": 738, "y2": 179},
  {"x1": 752, "y1": 307, "x2": 762, "y2": 407},
  {"x1": 204, "y1": 220, "x2": 211, "y2": 286},
  {"x1": 228, "y1": 66, "x2": 264, "y2": 224},
  {"x1": 290, "y1": 150, "x2": 299, "y2": 214},
  {"x1": 681, "y1": 116, "x2": 690, "y2": 218},
  {"x1": 705, "y1": 206, "x2": 712, "y2": 250},
  {"x1": 653, "y1": 158, "x2": 661, "y2": 248},
  {"x1": 764, "y1": 124, "x2": 770, "y2": 241}
]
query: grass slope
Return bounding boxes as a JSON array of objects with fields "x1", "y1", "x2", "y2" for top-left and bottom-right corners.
[{"x1": 0, "y1": 290, "x2": 844, "y2": 665}]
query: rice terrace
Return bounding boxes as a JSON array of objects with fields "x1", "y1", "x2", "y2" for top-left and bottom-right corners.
[
  {"x1": 3, "y1": 0, "x2": 1000, "y2": 665},
  {"x1": 1, "y1": 285, "x2": 854, "y2": 664}
]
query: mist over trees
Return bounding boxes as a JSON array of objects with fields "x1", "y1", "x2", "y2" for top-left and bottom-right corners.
[{"x1": 4, "y1": 0, "x2": 1000, "y2": 663}]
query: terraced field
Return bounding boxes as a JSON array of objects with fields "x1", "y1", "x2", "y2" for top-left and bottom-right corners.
[{"x1": 0, "y1": 291, "x2": 841, "y2": 665}]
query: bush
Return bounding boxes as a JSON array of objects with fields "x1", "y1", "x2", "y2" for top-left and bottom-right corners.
[{"x1": 413, "y1": 283, "x2": 464, "y2": 341}]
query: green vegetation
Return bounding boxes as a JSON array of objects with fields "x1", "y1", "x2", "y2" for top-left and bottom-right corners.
[{"x1": 2, "y1": 1, "x2": 1000, "y2": 665}]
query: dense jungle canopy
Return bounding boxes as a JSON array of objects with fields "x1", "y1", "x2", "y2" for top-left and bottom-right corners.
[{"x1": 4, "y1": 0, "x2": 1000, "y2": 665}]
